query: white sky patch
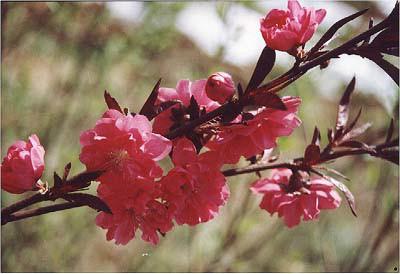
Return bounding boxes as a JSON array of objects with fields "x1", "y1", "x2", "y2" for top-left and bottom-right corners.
[
  {"x1": 106, "y1": 2, "x2": 145, "y2": 24},
  {"x1": 175, "y1": 3, "x2": 227, "y2": 56}
]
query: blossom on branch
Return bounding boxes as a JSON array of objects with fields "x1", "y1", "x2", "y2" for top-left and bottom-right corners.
[
  {"x1": 250, "y1": 169, "x2": 341, "y2": 228},
  {"x1": 260, "y1": 0, "x2": 326, "y2": 52},
  {"x1": 206, "y1": 96, "x2": 301, "y2": 164},
  {"x1": 1, "y1": 134, "x2": 45, "y2": 194},
  {"x1": 205, "y1": 72, "x2": 235, "y2": 104},
  {"x1": 160, "y1": 138, "x2": 229, "y2": 225},
  {"x1": 79, "y1": 109, "x2": 172, "y2": 183},
  {"x1": 95, "y1": 180, "x2": 174, "y2": 245},
  {"x1": 153, "y1": 79, "x2": 220, "y2": 135}
]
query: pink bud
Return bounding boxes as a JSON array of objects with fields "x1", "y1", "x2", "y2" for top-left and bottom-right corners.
[
  {"x1": 1, "y1": 134, "x2": 45, "y2": 194},
  {"x1": 260, "y1": 0, "x2": 326, "y2": 52},
  {"x1": 205, "y1": 72, "x2": 235, "y2": 104}
]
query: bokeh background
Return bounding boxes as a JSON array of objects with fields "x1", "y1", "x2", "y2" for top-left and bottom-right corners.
[{"x1": 1, "y1": 1, "x2": 399, "y2": 272}]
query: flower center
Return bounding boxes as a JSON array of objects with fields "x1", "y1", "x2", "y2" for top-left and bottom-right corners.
[{"x1": 110, "y1": 149, "x2": 130, "y2": 167}]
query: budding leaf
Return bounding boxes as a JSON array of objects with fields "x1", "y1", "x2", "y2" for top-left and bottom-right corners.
[
  {"x1": 63, "y1": 193, "x2": 112, "y2": 214},
  {"x1": 139, "y1": 78, "x2": 162, "y2": 120},
  {"x1": 339, "y1": 140, "x2": 370, "y2": 149},
  {"x1": 304, "y1": 144, "x2": 320, "y2": 165},
  {"x1": 336, "y1": 77, "x2": 356, "y2": 136},
  {"x1": 252, "y1": 92, "x2": 287, "y2": 111},
  {"x1": 246, "y1": 46, "x2": 276, "y2": 93},
  {"x1": 63, "y1": 162, "x2": 72, "y2": 182},
  {"x1": 104, "y1": 90, "x2": 123, "y2": 113},
  {"x1": 311, "y1": 127, "x2": 321, "y2": 146},
  {"x1": 309, "y1": 9, "x2": 368, "y2": 55},
  {"x1": 54, "y1": 172, "x2": 63, "y2": 188},
  {"x1": 346, "y1": 107, "x2": 362, "y2": 133}
]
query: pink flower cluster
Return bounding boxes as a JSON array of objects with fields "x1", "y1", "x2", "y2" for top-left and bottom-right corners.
[
  {"x1": 260, "y1": 0, "x2": 326, "y2": 51},
  {"x1": 251, "y1": 169, "x2": 341, "y2": 228}
]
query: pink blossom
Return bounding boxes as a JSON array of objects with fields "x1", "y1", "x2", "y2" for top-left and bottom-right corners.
[
  {"x1": 153, "y1": 79, "x2": 220, "y2": 135},
  {"x1": 260, "y1": 0, "x2": 326, "y2": 51},
  {"x1": 250, "y1": 169, "x2": 341, "y2": 228},
  {"x1": 95, "y1": 180, "x2": 174, "y2": 245},
  {"x1": 79, "y1": 109, "x2": 172, "y2": 183},
  {"x1": 1, "y1": 134, "x2": 45, "y2": 194},
  {"x1": 205, "y1": 72, "x2": 235, "y2": 104},
  {"x1": 206, "y1": 96, "x2": 301, "y2": 164},
  {"x1": 160, "y1": 138, "x2": 229, "y2": 225}
]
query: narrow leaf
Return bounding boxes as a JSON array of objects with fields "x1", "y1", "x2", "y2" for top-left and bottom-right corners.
[
  {"x1": 386, "y1": 118, "x2": 394, "y2": 143},
  {"x1": 371, "y1": 26, "x2": 399, "y2": 56},
  {"x1": 54, "y1": 172, "x2": 62, "y2": 188},
  {"x1": 188, "y1": 96, "x2": 200, "y2": 119},
  {"x1": 63, "y1": 162, "x2": 71, "y2": 182},
  {"x1": 336, "y1": 77, "x2": 356, "y2": 135},
  {"x1": 346, "y1": 107, "x2": 362, "y2": 133},
  {"x1": 327, "y1": 176, "x2": 357, "y2": 217},
  {"x1": 340, "y1": 122, "x2": 372, "y2": 143},
  {"x1": 63, "y1": 193, "x2": 112, "y2": 214},
  {"x1": 327, "y1": 128, "x2": 334, "y2": 144},
  {"x1": 340, "y1": 140, "x2": 370, "y2": 149},
  {"x1": 309, "y1": 9, "x2": 368, "y2": 55},
  {"x1": 139, "y1": 78, "x2": 162, "y2": 120},
  {"x1": 370, "y1": 57, "x2": 399, "y2": 85},
  {"x1": 104, "y1": 90, "x2": 123, "y2": 113},
  {"x1": 245, "y1": 46, "x2": 276, "y2": 93},
  {"x1": 311, "y1": 127, "x2": 321, "y2": 146},
  {"x1": 237, "y1": 83, "x2": 244, "y2": 99},
  {"x1": 252, "y1": 92, "x2": 287, "y2": 110},
  {"x1": 67, "y1": 170, "x2": 103, "y2": 187}
]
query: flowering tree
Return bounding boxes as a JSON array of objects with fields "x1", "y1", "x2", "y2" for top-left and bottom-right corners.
[{"x1": 1, "y1": 0, "x2": 399, "y2": 248}]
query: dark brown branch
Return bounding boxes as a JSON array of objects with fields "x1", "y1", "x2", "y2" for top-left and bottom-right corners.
[{"x1": 1, "y1": 201, "x2": 87, "y2": 225}]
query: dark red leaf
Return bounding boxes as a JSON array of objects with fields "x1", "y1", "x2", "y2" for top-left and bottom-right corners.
[
  {"x1": 63, "y1": 162, "x2": 71, "y2": 182},
  {"x1": 104, "y1": 90, "x2": 123, "y2": 113},
  {"x1": 153, "y1": 100, "x2": 181, "y2": 118},
  {"x1": 237, "y1": 83, "x2": 244, "y2": 99},
  {"x1": 188, "y1": 96, "x2": 200, "y2": 119},
  {"x1": 327, "y1": 176, "x2": 357, "y2": 217},
  {"x1": 67, "y1": 170, "x2": 103, "y2": 188},
  {"x1": 63, "y1": 193, "x2": 112, "y2": 214},
  {"x1": 53, "y1": 172, "x2": 62, "y2": 188},
  {"x1": 371, "y1": 26, "x2": 399, "y2": 56},
  {"x1": 252, "y1": 92, "x2": 287, "y2": 110},
  {"x1": 327, "y1": 128, "x2": 334, "y2": 144},
  {"x1": 245, "y1": 46, "x2": 276, "y2": 93},
  {"x1": 309, "y1": 9, "x2": 368, "y2": 56},
  {"x1": 139, "y1": 78, "x2": 162, "y2": 120},
  {"x1": 304, "y1": 144, "x2": 321, "y2": 165},
  {"x1": 336, "y1": 77, "x2": 356, "y2": 135},
  {"x1": 370, "y1": 57, "x2": 399, "y2": 85},
  {"x1": 311, "y1": 127, "x2": 321, "y2": 146}
]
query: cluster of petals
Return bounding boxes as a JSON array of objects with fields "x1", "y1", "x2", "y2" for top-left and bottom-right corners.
[
  {"x1": 159, "y1": 138, "x2": 229, "y2": 226},
  {"x1": 95, "y1": 180, "x2": 174, "y2": 245},
  {"x1": 206, "y1": 96, "x2": 301, "y2": 164},
  {"x1": 153, "y1": 79, "x2": 220, "y2": 135},
  {"x1": 205, "y1": 72, "x2": 235, "y2": 104},
  {"x1": 79, "y1": 109, "x2": 172, "y2": 183},
  {"x1": 260, "y1": 0, "x2": 326, "y2": 51},
  {"x1": 250, "y1": 169, "x2": 341, "y2": 228},
  {"x1": 79, "y1": 109, "x2": 173, "y2": 245},
  {"x1": 1, "y1": 134, "x2": 45, "y2": 194}
]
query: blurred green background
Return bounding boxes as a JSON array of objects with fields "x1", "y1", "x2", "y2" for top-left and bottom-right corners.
[{"x1": 1, "y1": 1, "x2": 398, "y2": 272}]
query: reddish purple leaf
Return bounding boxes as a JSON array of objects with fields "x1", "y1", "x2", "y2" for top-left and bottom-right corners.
[
  {"x1": 252, "y1": 92, "x2": 287, "y2": 110},
  {"x1": 139, "y1": 78, "x2": 162, "y2": 120},
  {"x1": 327, "y1": 176, "x2": 357, "y2": 217},
  {"x1": 63, "y1": 193, "x2": 111, "y2": 214},
  {"x1": 245, "y1": 46, "x2": 276, "y2": 93},
  {"x1": 63, "y1": 162, "x2": 71, "y2": 182},
  {"x1": 104, "y1": 90, "x2": 123, "y2": 113},
  {"x1": 304, "y1": 144, "x2": 321, "y2": 165},
  {"x1": 336, "y1": 77, "x2": 356, "y2": 135}
]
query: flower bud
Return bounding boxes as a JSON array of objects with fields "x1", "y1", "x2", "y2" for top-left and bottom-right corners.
[
  {"x1": 205, "y1": 72, "x2": 235, "y2": 104},
  {"x1": 260, "y1": 0, "x2": 326, "y2": 52},
  {"x1": 1, "y1": 134, "x2": 45, "y2": 194}
]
